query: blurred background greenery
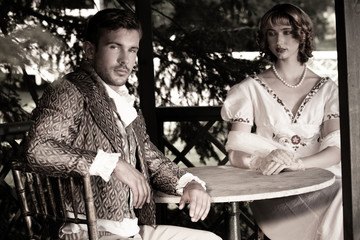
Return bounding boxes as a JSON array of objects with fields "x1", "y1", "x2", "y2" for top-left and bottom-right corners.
[{"x1": 0, "y1": 0, "x2": 336, "y2": 120}]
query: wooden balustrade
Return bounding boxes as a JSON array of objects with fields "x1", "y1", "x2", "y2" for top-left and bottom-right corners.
[{"x1": 156, "y1": 106, "x2": 229, "y2": 167}]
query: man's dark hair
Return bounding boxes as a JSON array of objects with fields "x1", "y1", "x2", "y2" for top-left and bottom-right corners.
[{"x1": 85, "y1": 8, "x2": 142, "y2": 46}]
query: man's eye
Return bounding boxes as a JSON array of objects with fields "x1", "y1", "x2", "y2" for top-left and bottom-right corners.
[{"x1": 110, "y1": 45, "x2": 119, "y2": 49}]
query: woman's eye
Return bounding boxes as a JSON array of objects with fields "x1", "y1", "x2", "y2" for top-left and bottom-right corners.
[
  {"x1": 267, "y1": 31, "x2": 276, "y2": 36},
  {"x1": 284, "y1": 30, "x2": 292, "y2": 35}
]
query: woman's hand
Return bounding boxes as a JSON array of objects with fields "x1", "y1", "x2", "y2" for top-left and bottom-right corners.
[{"x1": 251, "y1": 149, "x2": 305, "y2": 175}]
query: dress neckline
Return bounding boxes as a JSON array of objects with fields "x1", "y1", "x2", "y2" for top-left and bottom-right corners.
[{"x1": 251, "y1": 74, "x2": 329, "y2": 124}]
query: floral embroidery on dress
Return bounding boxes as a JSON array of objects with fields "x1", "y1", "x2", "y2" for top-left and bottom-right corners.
[
  {"x1": 293, "y1": 77, "x2": 328, "y2": 123},
  {"x1": 231, "y1": 117, "x2": 251, "y2": 123},
  {"x1": 291, "y1": 135, "x2": 301, "y2": 145},
  {"x1": 253, "y1": 76, "x2": 293, "y2": 120},
  {"x1": 253, "y1": 75, "x2": 329, "y2": 124},
  {"x1": 272, "y1": 132, "x2": 320, "y2": 151},
  {"x1": 327, "y1": 113, "x2": 340, "y2": 120}
]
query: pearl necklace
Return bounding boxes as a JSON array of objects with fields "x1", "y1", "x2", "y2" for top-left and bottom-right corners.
[{"x1": 272, "y1": 64, "x2": 307, "y2": 88}]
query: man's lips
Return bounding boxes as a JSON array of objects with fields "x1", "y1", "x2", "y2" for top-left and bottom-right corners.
[{"x1": 114, "y1": 67, "x2": 129, "y2": 75}]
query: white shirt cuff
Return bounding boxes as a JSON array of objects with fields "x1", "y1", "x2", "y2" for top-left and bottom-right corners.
[
  {"x1": 89, "y1": 149, "x2": 120, "y2": 182},
  {"x1": 176, "y1": 172, "x2": 206, "y2": 195}
]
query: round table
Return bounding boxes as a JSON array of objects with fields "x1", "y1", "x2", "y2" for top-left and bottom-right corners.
[{"x1": 155, "y1": 165, "x2": 335, "y2": 240}]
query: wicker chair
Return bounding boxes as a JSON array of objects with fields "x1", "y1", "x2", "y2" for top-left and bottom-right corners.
[{"x1": 11, "y1": 161, "x2": 99, "y2": 240}]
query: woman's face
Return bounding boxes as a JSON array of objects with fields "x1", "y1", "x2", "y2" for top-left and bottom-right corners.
[{"x1": 266, "y1": 24, "x2": 300, "y2": 62}]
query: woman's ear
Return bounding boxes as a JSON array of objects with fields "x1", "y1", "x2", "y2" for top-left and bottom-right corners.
[{"x1": 83, "y1": 41, "x2": 95, "y2": 60}]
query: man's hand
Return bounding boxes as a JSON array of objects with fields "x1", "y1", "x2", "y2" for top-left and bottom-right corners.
[
  {"x1": 113, "y1": 159, "x2": 151, "y2": 209},
  {"x1": 179, "y1": 181, "x2": 211, "y2": 222}
]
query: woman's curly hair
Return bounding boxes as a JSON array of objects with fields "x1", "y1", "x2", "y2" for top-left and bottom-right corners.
[{"x1": 257, "y1": 4, "x2": 314, "y2": 64}]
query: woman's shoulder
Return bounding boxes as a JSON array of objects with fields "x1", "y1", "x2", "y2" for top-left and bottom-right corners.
[
  {"x1": 309, "y1": 74, "x2": 338, "y2": 92},
  {"x1": 230, "y1": 74, "x2": 259, "y2": 90},
  {"x1": 306, "y1": 68, "x2": 336, "y2": 85},
  {"x1": 257, "y1": 67, "x2": 272, "y2": 79}
]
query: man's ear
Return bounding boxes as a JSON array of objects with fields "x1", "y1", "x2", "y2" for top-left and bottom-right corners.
[{"x1": 83, "y1": 41, "x2": 95, "y2": 60}]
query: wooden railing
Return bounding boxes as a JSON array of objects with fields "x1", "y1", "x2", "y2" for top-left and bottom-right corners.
[
  {"x1": 0, "y1": 106, "x2": 228, "y2": 173},
  {"x1": 156, "y1": 106, "x2": 229, "y2": 167},
  {"x1": 0, "y1": 121, "x2": 31, "y2": 142}
]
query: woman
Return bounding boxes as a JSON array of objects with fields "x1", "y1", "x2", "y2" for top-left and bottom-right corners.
[{"x1": 221, "y1": 4, "x2": 342, "y2": 240}]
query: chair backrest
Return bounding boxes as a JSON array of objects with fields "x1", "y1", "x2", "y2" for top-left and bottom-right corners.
[{"x1": 11, "y1": 161, "x2": 99, "y2": 240}]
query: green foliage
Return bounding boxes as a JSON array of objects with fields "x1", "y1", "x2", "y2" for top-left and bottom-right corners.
[
  {"x1": 0, "y1": 0, "x2": 89, "y2": 123},
  {"x1": 0, "y1": 2, "x2": 88, "y2": 237},
  {"x1": 0, "y1": 0, "x2": 335, "y2": 117},
  {"x1": 152, "y1": 0, "x2": 267, "y2": 106},
  {"x1": 151, "y1": 0, "x2": 334, "y2": 107}
]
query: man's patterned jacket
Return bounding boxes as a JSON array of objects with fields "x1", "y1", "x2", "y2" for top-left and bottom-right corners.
[{"x1": 26, "y1": 63, "x2": 186, "y2": 225}]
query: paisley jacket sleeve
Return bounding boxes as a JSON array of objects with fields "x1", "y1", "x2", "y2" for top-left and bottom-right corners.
[
  {"x1": 26, "y1": 79, "x2": 96, "y2": 177},
  {"x1": 132, "y1": 113, "x2": 186, "y2": 195}
]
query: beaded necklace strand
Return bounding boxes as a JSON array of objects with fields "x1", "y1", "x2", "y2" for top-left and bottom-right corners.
[{"x1": 272, "y1": 64, "x2": 307, "y2": 88}]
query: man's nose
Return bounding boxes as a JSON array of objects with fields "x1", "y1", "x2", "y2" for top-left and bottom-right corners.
[{"x1": 117, "y1": 51, "x2": 129, "y2": 64}]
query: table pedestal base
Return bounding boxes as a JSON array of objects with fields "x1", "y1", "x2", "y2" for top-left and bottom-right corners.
[{"x1": 225, "y1": 202, "x2": 241, "y2": 240}]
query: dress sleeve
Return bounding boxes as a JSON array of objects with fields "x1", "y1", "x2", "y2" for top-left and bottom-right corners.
[
  {"x1": 221, "y1": 79, "x2": 254, "y2": 125},
  {"x1": 323, "y1": 80, "x2": 340, "y2": 122}
]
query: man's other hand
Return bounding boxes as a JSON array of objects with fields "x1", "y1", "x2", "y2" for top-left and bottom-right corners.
[
  {"x1": 179, "y1": 181, "x2": 211, "y2": 222},
  {"x1": 114, "y1": 159, "x2": 151, "y2": 209}
]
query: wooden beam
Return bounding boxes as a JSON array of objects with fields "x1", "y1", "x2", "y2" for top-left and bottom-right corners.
[
  {"x1": 0, "y1": 121, "x2": 31, "y2": 141},
  {"x1": 135, "y1": 0, "x2": 158, "y2": 145},
  {"x1": 335, "y1": 1, "x2": 360, "y2": 239},
  {"x1": 156, "y1": 106, "x2": 222, "y2": 121}
]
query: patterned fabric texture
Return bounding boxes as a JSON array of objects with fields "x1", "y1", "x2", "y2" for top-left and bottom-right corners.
[{"x1": 26, "y1": 63, "x2": 186, "y2": 225}]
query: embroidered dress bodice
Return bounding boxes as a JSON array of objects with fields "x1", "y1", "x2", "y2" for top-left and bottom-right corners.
[
  {"x1": 221, "y1": 74, "x2": 339, "y2": 158},
  {"x1": 222, "y1": 74, "x2": 343, "y2": 240}
]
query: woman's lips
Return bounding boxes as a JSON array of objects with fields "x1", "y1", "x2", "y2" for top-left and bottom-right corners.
[{"x1": 276, "y1": 48, "x2": 286, "y2": 53}]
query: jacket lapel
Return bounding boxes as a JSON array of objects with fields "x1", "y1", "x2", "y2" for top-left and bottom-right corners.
[{"x1": 67, "y1": 70, "x2": 125, "y2": 154}]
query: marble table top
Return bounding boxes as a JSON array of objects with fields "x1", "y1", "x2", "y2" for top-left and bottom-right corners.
[{"x1": 154, "y1": 165, "x2": 335, "y2": 203}]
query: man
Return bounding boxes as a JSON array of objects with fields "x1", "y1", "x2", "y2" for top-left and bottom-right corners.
[{"x1": 26, "y1": 8, "x2": 221, "y2": 240}]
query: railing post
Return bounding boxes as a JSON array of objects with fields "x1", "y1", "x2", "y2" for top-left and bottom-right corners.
[
  {"x1": 335, "y1": 1, "x2": 360, "y2": 240},
  {"x1": 135, "y1": 0, "x2": 158, "y2": 146}
]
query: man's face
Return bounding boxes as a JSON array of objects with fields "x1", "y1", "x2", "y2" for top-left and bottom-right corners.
[{"x1": 86, "y1": 28, "x2": 140, "y2": 90}]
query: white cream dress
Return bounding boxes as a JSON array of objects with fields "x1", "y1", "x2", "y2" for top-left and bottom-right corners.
[{"x1": 221, "y1": 75, "x2": 343, "y2": 240}]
